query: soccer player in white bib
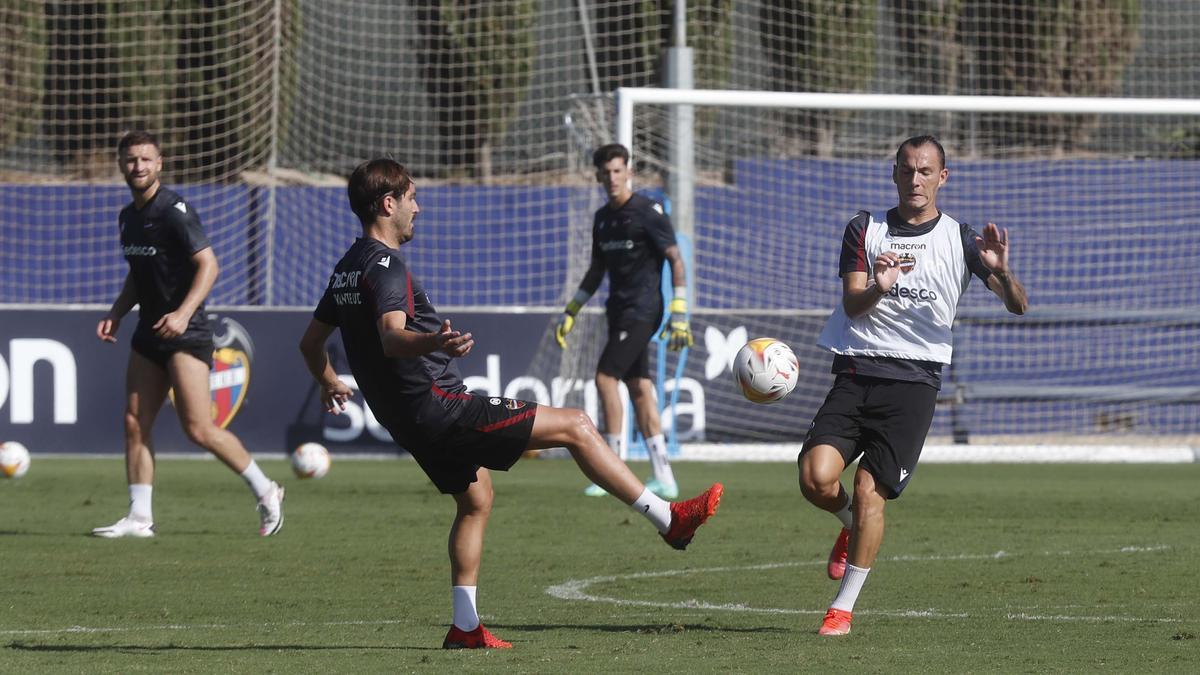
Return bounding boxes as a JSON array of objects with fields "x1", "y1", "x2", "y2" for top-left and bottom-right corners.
[{"x1": 800, "y1": 136, "x2": 1028, "y2": 636}]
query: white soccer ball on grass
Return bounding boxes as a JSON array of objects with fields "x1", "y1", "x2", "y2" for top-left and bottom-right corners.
[
  {"x1": 291, "y1": 442, "x2": 331, "y2": 479},
  {"x1": 0, "y1": 441, "x2": 31, "y2": 479}
]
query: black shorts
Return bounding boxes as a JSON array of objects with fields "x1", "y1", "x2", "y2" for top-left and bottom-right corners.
[
  {"x1": 413, "y1": 393, "x2": 539, "y2": 495},
  {"x1": 596, "y1": 317, "x2": 658, "y2": 381},
  {"x1": 801, "y1": 374, "x2": 938, "y2": 499},
  {"x1": 131, "y1": 330, "x2": 214, "y2": 371}
]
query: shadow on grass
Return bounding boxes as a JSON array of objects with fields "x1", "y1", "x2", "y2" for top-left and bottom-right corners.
[
  {"x1": 493, "y1": 622, "x2": 789, "y2": 635},
  {"x1": 6, "y1": 623, "x2": 788, "y2": 655},
  {"x1": 7, "y1": 641, "x2": 438, "y2": 653}
]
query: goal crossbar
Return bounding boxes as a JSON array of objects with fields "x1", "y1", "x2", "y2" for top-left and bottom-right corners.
[{"x1": 615, "y1": 87, "x2": 1200, "y2": 154}]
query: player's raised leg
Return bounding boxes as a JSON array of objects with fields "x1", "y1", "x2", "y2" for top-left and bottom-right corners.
[
  {"x1": 526, "y1": 406, "x2": 722, "y2": 551},
  {"x1": 168, "y1": 351, "x2": 285, "y2": 536},
  {"x1": 441, "y1": 469, "x2": 513, "y2": 649},
  {"x1": 93, "y1": 351, "x2": 168, "y2": 538}
]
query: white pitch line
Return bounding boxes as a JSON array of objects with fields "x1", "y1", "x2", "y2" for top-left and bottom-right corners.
[
  {"x1": 1005, "y1": 612, "x2": 1176, "y2": 624},
  {"x1": 1, "y1": 546, "x2": 1178, "y2": 637},
  {"x1": 544, "y1": 545, "x2": 1180, "y2": 624}
]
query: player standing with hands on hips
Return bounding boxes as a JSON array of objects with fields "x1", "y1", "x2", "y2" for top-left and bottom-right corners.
[
  {"x1": 93, "y1": 130, "x2": 284, "y2": 539},
  {"x1": 556, "y1": 143, "x2": 693, "y2": 499},
  {"x1": 298, "y1": 158, "x2": 722, "y2": 649},
  {"x1": 800, "y1": 136, "x2": 1027, "y2": 635}
]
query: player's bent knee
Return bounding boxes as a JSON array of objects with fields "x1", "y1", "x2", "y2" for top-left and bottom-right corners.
[
  {"x1": 561, "y1": 408, "x2": 597, "y2": 446},
  {"x1": 799, "y1": 473, "x2": 839, "y2": 502},
  {"x1": 456, "y1": 483, "x2": 494, "y2": 516},
  {"x1": 798, "y1": 452, "x2": 841, "y2": 498},
  {"x1": 123, "y1": 411, "x2": 142, "y2": 437},
  {"x1": 182, "y1": 420, "x2": 214, "y2": 446}
]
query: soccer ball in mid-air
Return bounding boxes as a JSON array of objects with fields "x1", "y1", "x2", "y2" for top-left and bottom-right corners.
[
  {"x1": 732, "y1": 338, "x2": 800, "y2": 404},
  {"x1": 0, "y1": 441, "x2": 31, "y2": 479},
  {"x1": 291, "y1": 442, "x2": 331, "y2": 479}
]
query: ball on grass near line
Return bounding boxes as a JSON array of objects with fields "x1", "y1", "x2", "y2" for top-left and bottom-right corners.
[
  {"x1": 732, "y1": 337, "x2": 800, "y2": 404},
  {"x1": 291, "y1": 442, "x2": 331, "y2": 479},
  {"x1": 0, "y1": 441, "x2": 31, "y2": 479}
]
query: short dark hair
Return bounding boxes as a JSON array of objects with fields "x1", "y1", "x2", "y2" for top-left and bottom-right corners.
[
  {"x1": 117, "y1": 130, "x2": 160, "y2": 155},
  {"x1": 592, "y1": 143, "x2": 630, "y2": 169},
  {"x1": 896, "y1": 135, "x2": 946, "y2": 169},
  {"x1": 347, "y1": 158, "x2": 413, "y2": 225}
]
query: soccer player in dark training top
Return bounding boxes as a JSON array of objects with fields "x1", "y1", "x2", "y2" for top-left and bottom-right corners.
[
  {"x1": 799, "y1": 136, "x2": 1028, "y2": 636},
  {"x1": 555, "y1": 143, "x2": 693, "y2": 499},
  {"x1": 297, "y1": 158, "x2": 723, "y2": 650},
  {"x1": 93, "y1": 130, "x2": 284, "y2": 539}
]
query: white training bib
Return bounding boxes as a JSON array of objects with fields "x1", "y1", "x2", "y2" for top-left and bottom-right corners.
[{"x1": 818, "y1": 212, "x2": 973, "y2": 365}]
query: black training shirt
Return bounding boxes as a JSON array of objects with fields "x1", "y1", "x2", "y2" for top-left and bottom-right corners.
[
  {"x1": 118, "y1": 186, "x2": 212, "y2": 334},
  {"x1": 314, "y1": 238, "x2": 468, "y2": 443},
  {"x1": 590, "y1": 193, "x2": 677, "y2": 322}
]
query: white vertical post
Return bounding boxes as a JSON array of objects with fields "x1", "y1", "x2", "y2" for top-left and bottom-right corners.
[{"x1": 264, "y1": 0, "x2": 283, "y2": 305}]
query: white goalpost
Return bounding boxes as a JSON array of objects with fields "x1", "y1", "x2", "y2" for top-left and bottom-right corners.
[{"x1": 576, "y1": 87, "x2": 1200, "y2": 463}]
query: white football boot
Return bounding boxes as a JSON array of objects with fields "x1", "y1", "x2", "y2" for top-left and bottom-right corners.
[
  {"x1": 92, "y1": 516, "x2": 156, "y2": 539},
  {"x1": 257, "y1": 481, "x2": 285, "y2": 536}
]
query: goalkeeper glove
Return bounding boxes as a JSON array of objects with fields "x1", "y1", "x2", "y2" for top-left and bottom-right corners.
[
  {"x1": 659, "y1": 292, "x2": 693, "y2": 351},
  {"x1": 554, "y1": 313, "x2": 575, "y2": 348},
  {"x1": 555, "y1": 289, "x2": 591, "y2": 349}
]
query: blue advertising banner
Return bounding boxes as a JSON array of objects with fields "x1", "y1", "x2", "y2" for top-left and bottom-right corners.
[
  {"x1": 18, "y1": 306, "x2": 1173, "y2": 455},
  {"x1": 0, "y1": 307, "x2": 838, "y2": 456}
]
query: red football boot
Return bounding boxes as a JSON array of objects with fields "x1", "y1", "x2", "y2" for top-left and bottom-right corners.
[
  {"x1": 660, "y1": 483, "x2": 724, "y2": 550},
  {"x1": 442, "y1": 624, "x2": 513, "y2": 649}
]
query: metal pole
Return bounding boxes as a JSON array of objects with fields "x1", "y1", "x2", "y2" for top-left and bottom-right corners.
[
  {"x1": 264, "y1": 0, "x2": 283, "y2": 306},
  {"x1": 663, "y1": 0, "x2": 695, "y2": 238},
  {"x1": 575, "y1": 0, "x2": 607, "y2": 128},
  {"x1": 576, "y1": 0, "x2": 603, "y2": 98}
]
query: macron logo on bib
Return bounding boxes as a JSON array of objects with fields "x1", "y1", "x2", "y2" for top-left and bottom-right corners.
[{"x1": 377, "y1": 256, "x2": 391, "y2": 268}]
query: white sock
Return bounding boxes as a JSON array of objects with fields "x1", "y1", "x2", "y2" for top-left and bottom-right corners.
[
  {"x1": 833, "y1": 489, "x2": 854, "y2": 529},
  {"x1": 239, "y1": 460, "x2": 272, "y2": 499},
  {"x1": 631, "y1": 488, "x2": 672, "y2": 534},
  {"x1": 128, "y1": 483, "x2": 153, "y2": 522},
  {"x1": 452, "y1": 585, "x2": 480, "y2": 631},
  {"x1": 830, "y1": 564, "x2": 871, "y2": 612},
  {"x1": 603, "y1": 433, "x2": 626, "y2": 460},
  {"x1": 646, "y1": 434, "x2": 676, "y2": 484}
]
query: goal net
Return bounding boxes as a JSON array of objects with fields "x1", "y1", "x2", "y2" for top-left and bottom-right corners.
[
  {"x1": 554, "y1": 88, "x2": 1200, "y2": 456},
  {"x1": 2, "y1": 3, "x2": 1198, "y2": 458}
]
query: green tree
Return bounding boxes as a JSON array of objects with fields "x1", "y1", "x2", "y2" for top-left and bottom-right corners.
[
  {"x1": 416, "y1": 1, "x2": 536, "y2": 182},
  {"x1": 39, "y1": 2, "x2": 297, "y2": 180},
  {"x1": 888, "y1": 0, "x2": 965, "y2": 96},
  {"x1": 967, "y1": 0, "x2": 1141, "y2": 152},
  {"x1": 589, "y1": 1, "x2": 733, "y2": 167},
  {"x1": 760, "y1": 0, "x2": 878, "y2": 156},
  {"x1": 0, "y1": 1, "x2": 45, "y2": 159},
  {"x1": 439, "y1": 0, "x2": 537, "y2": 182}
]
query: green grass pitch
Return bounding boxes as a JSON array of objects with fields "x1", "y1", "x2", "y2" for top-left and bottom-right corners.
[{"x1": 2, "y1": 457, "x2": 1197, "y2": 673}]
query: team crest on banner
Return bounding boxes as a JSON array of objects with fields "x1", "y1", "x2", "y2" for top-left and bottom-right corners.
[{"x1": 209, "y1": 316, "x2": 254, "y2": 429}]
